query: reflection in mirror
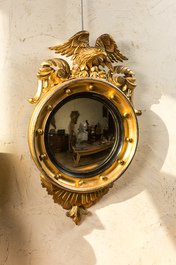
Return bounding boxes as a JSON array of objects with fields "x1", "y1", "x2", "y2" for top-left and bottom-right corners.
[{"x1": 47, "y1": 97, "x2": 118, "y2": 172}]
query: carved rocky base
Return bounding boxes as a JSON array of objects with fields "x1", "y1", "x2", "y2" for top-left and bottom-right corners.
[{"x1": 41, "y1": 175, "x2": 113, "y2": 225}]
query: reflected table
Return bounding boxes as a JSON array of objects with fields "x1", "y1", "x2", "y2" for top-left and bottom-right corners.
[{"x1": 72, "y1": 141, "x2": 114, "y2": 167}]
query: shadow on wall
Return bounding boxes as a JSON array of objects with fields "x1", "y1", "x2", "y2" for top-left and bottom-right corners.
[
  {"x1": 0, "y1": 154, "x2": 29, "y2": 265},
  {"x1": 0, "y1": 152, "x2": 103, "y2": 265},
  {"x1": 92, "y1": 72, "x2": 176, "y2": 249}
]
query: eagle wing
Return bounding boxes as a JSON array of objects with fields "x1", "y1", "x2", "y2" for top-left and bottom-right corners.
[
  {"x1": 95, "y1": 34, "x2": 128, "y2": 63},
  {"x1": 49, "y1": 31, "x2": 89, "y2": 57}
]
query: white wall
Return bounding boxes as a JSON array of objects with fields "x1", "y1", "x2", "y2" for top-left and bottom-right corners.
[{"x1": 0, "y1": 1, "x2": 176, "y2": 264}]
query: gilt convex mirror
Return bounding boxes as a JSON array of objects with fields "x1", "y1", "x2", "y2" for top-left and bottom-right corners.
[{"x1": 28, "y1": 31, "x2": 142, "y2": 225}]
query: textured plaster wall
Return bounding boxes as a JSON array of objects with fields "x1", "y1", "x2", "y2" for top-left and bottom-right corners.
[{"x1": 0, "y1": 1, "x2": 176, "y2": 264}]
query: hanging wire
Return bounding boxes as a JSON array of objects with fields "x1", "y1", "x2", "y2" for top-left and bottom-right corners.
[{"x1": 81, "y1": 0, "x2": 84, "y2": 31}]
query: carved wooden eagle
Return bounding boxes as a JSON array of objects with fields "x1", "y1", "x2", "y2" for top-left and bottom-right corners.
[{"x1": 49, "y1": 31, "x2": 128, "y2": 72}]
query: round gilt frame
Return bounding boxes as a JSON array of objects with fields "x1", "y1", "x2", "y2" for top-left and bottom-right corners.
[{"x1": 28, "y1": 78, "x2": 138, "y2": 194}]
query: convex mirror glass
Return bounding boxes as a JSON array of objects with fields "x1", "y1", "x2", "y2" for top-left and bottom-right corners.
[{"x1": 45, "y1": 93, "x2": 124, "y2": 177}]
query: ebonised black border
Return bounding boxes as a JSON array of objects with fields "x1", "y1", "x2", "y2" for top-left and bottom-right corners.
[{"x1": 44, "y1": 91, "x2": 124, "y2": 178}]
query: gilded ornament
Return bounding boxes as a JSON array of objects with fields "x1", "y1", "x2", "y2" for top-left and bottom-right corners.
[
  {"x1": 29, "y1": 31, "x2": 141, "y2": 115},
  {"x1": 28, "y1": 31, "x2": 142, "y2": 225}
]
